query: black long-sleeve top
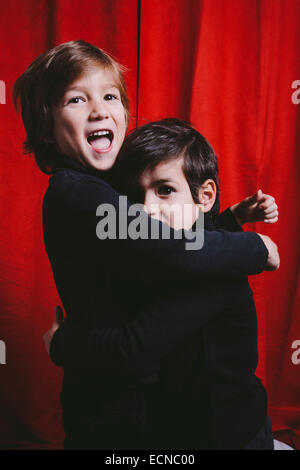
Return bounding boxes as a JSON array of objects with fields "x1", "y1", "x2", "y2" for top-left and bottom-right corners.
[
  {"x1": 152, "y1": 216, "x2": 267, "y2": 450},
  {"x1": 43, "y1": 156, "x2": 268, "y2": 448}
]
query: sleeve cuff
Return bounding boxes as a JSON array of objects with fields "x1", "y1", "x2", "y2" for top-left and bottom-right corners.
[{"x1": 217, "y1": 207, "x2": 244, "y2": 232}]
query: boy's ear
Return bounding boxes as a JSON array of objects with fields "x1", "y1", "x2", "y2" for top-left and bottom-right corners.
[{"x1": 197, "y1": 179, "x2": 216, "y2": 213}]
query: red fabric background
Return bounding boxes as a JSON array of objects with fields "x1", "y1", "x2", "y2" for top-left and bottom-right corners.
[{"x1": 0, "y1": 0, "x2": 299, "y2": 450}]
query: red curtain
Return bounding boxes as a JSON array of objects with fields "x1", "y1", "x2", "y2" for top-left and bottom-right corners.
[{"x1": 0, "y1": 0, "x2": 299, "y2": 450}]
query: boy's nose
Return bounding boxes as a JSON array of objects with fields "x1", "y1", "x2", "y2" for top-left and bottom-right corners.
[
  {"x1": 144, "y1": 204, "x2": 161, "y2": 221},
  {"x1": 144, "y1": 194, "x2": 160, "y2": 217},
  {"x1": 89, "y1": 101, "x2": 109, "y2": 120}
]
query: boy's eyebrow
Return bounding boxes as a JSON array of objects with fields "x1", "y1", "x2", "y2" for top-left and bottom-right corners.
[
  {"x1": 64, "y1": 86, "x2": 86, "y2": 93},
  {"x1": 65, "y1": 83, "x2": 119, "y2": 93},
  {"x1": 149, "y1": 178, "x2": 177, "y2": 187},
  {"x1": 104, "y1": 83, "x2": 119, "y2": 89}
]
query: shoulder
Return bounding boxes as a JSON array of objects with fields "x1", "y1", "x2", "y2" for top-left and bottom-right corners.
[
  {"x1": 48, "y1": 167, "x2": 112, "y2": 194},
  {"x1": 44, "y1": 168, "x2": 120, "y2": 213}
]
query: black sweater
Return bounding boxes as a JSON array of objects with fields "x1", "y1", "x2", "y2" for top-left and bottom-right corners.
[
  {"x1": 154, "y1": 218, "x2": 267, "y2": 449},
  {"x1": 43, "y1": 156, "x2": 268, "y2": 449}
]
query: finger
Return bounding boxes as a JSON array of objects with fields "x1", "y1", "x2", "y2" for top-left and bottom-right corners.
[
  {"x1": 256, "y1": 189, "x2": 267, "y2": 202},
  {"x1": 264, "y1": 216, "x2": 279, "y2": 224},
  {"x1": 258, "y1": 197, "x2": 276, "y2": 210},
  {"x1": 258, "y1": 194, "x2": 275, "y2": 204},
  {"x1": 245, "y1": 192, "x2": 260, "y2": 206},
  {"x1": 55, "y1": 306, "x2": 64, "y2": 324},
  {"x1": 256, "y1": 190, "x2": 274, "y2": 202},
  {"x1": 264, "y1": 211, "x2": 278, "y2": 219},
  {"x1": 262, "y1": 205, "x2": 278, "y2": 215},
  {"x1": 264, "y1": 210, "x2": 279, "y2": 219}
]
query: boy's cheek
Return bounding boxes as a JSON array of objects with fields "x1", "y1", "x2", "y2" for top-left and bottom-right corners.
[
  {"x1": 176, "y1": 206, "x2": 199, "y2": 230},
  {"x1": 148, "y1": 205, "x2": 198, "y2": 230},
  {"x1": 160, "y1": 207, "x2": 182, "y2": 230}
]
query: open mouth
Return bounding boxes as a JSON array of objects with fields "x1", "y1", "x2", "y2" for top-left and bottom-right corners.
[{"x1": 87, "y1": 129, "x2": 114, "y2": 153}]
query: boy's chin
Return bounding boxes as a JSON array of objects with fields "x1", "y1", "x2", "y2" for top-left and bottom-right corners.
[{"x1": 87, "y1": 153, "x2": 117, "y2": 172}]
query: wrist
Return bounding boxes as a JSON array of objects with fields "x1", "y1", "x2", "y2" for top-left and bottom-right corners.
[{"x1": 230, "y1": 203, "x2": 245, "y2": 226}]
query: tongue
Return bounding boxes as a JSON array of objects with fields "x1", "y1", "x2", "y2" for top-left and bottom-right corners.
[{"x1": 90, "y1": 137, "x2": 111, "y2": 151}]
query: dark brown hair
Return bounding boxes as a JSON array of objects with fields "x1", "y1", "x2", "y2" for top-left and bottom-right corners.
[
  {"x1": 113, "y1": 118, "x2": 220, "y2": 221},
  {"x1": 13, "y1": 40, "x2": 129, "y2": 174}
]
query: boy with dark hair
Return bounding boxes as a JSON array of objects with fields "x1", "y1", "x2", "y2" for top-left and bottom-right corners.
[
  {"x1": 114, "y1": 118, "x2": 277, "y2": 229},
  {"x1": 49, "y1": 118, "x2": 278, "y2": 449},
  {"x1": 112, "y1": 118, "x2": 276, "y2": 449}
]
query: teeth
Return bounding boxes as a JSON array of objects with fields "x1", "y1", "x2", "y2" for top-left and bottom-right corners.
[{"x1": 88, "y1": 130, "x2": 111, "y2": 138}]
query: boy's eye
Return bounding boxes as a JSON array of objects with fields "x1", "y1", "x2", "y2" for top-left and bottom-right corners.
[
  {"x1": 104, "y1": 93, "x2": 118, "y2": 101},
  {"x1": 157, "y1": 185, "x2": 175, "y2": 196},
  {"x1": 67, "y1": 96, "x2": 85, "y2": 104}
]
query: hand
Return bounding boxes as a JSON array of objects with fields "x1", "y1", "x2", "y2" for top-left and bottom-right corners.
[
  {"x1": 43, "y1": 306, "x2": 64, "y2": 355},
  {"x1": 257, "y1": 234, "x2": 280, "y2": 271},
  {"x1": 231, "y1": 190, "x2": 279, "y2": 225}
]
